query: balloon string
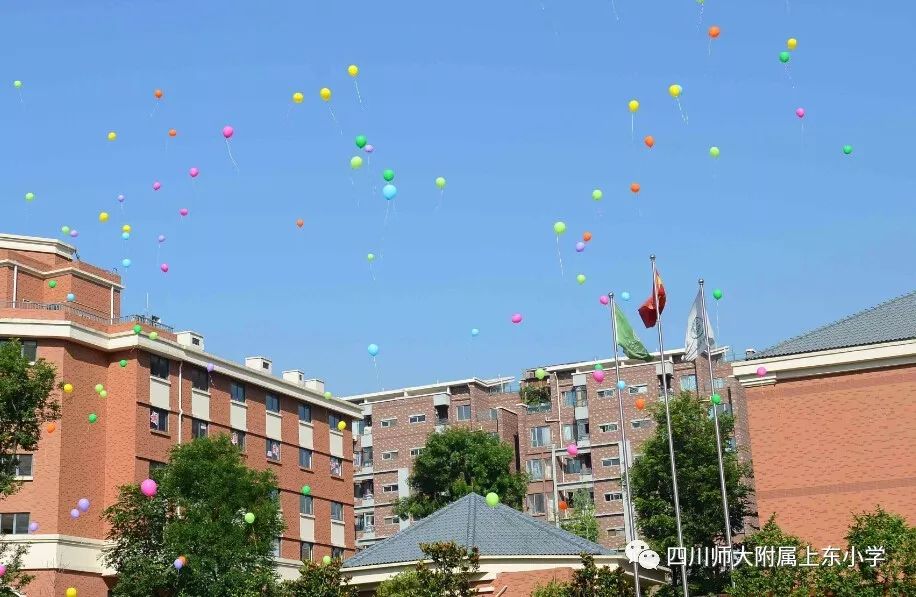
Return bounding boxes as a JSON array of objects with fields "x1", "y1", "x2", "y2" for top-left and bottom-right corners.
[
  {"x1": 715, "y1": 301, "x2": 721, "y2": 342},
  {"x1": 225, "y1": 139, "x2": 239, "y2": 171},
  {"x1": 555, "y1": 235, "x2": 564, "y2": 277},
  {"x1": 372, "y1": 357, "x2": 381, "y2": 390},
  {"x1": 697, "y1": 2, "x2": 704, "y2": 28},
  {"x1": 435, "y1": 190, "x2": 444, "y2": 211},
  {"x1": 327, "y1": 106, "x2": 343, "y2": 136},
  {"x1": 354, "y1": 80, "x2": 364, "y2": 108},
  {"x1": 708, "y1": 38, "x2": 712, "y2": 57},
  {"x1": 676, "y1": 98, "x2": 688, "y2": 124},
  {"x1": 369, "y1": 262, "x2": 376, "y2": 282},
  {"x1": 18, "y1": 89, "x2": 23, "y2": 104},
  {"x1": 609, "y1": 0, "x2": 620, "y2": 22},
  {"x1": 630, "y1": 114, "x2": 634, "y2": 142},
  {"x1": 149, "y1": 103, "x2": 158, "y2": 119}
]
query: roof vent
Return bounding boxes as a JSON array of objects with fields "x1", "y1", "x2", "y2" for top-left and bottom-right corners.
[
  {"x1": 282, "y1": 369, "x2": 305, "y2": 384},
  {"x1": 176, "y1": 331, "x2": 205, "y2": 351},
  {"x1": 303, "y1": 378, "x2": 325, "y2": 394},
  {"x1": 245, "y1": 356, "x2": 272, "y2": 374}
]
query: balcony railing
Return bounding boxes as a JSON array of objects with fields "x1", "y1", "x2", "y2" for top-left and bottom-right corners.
[{"x1": 1, "y1": 301, "x2": 174, "y2": 332}]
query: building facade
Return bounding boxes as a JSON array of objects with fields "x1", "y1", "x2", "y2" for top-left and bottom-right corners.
[
  {"x1": 346, "y1": 346, "x2": 748, "y2": 551},
  {"x1": 0, "y1": 234, "x2": 361, "y2": 595}
]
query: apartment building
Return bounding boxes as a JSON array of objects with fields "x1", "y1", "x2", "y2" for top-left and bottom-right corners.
[
  {"x1": 345, "y1": 346, "x2": 748, "y2": 551},
  {"x1": 0, "y1": 233, "x2": 361, "y2": 595}
]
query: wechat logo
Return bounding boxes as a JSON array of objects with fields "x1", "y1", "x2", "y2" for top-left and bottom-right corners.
[{"x1": 625, "y1": 539, "x2": 661, "y2": 570}]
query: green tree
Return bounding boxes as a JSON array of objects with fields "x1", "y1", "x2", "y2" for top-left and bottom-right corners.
[
  {"x1": 560, "y1": 489, "x2": 599, "y2": 543},
  {"x1": 282, "y1": 559, "x2": 357, "y2": 597},
  {"x1": 842, "y1": 506, "x2": 916, "y2": 595},
  {"x1": 730, "y1": 515, "x2": 814, "y2": 597},
  {"x1": 102, "y1": 435, "x2": 286, "y2": 596},
  {"x1": 393, "y1": 427, "x2": 527, "y2": 519},
  {"x1": 411, "y1": 542, "x2": 480, "y2": 597},
  {"x1": 628, "y1": 392, "x2": 754, "y2": 594},
  {"x1": 0, "y1": 541, "x2": 34, "y2": 596},
  {"x1": 531, "y1": 579, "x2": 567, "y2": 597},
  {"x1": 375, "y1": 570, "x2": 422, "y2": 597},
  {"x1": 531, "y1": 554, "x2": 633, "y2": 597},
  {"x1": 0, "y1": 338, "x2": 60, "y2": 498}
]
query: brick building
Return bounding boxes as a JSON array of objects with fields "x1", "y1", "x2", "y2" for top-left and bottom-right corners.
[
  {"x1": 733, "y1": 291, "x2": 916, "y2": 549},
  {"x1": 0, "y1": 233, "x2": 361, "y2": 595},
  {"x1": 345, "y1": 345, "x2": 748, "y2": 551}
]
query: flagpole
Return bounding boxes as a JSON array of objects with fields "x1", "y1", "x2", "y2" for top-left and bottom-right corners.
[
  {"x1": 651, "y1": 255, "x2": 689, "y2": 597},
  {"x1": 608, "y1": 293, "x2": 642, "y2": 597},
  {"x1": 699, "y1": 279, "x2": 735, "y2": 582}
]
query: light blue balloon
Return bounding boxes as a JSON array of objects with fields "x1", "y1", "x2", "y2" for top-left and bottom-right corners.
[
  {"x1": 617, "y1": 380, "x2": 627, "y2": 390},
  {"x1": 621, "y1": 291, "x2": 631, "y2": 301},
  {"x1": 382, "y1": 184, "x2": 397, "y2": 200},
  {"x1": 121, "y1": 232, "x2": 130, "y2": 240},
  {"x1": 471, "y1": 328, "x2": 480, "y2": 337},
  {"x1": 66, "y1": 293, "x2": 75, "y2": 302},
  {"x1": 121, "y1": 258, "x2": 131, "y2": 267},
  {"x1": 367, "y1": 343, "x2": 379, "y2": 357}
]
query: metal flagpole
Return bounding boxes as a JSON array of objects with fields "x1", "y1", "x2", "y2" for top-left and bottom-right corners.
[
  {"x1": 608, "y1": 292, "x2": 642, "y2": 597},
  {"x1": 651, "y1": 255, "x2": 689, "y2": 597},
  {"x1": 699, "y1": 279, "x2": 735, "y2": 582}
]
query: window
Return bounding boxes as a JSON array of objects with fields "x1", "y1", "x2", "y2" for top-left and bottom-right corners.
[
  {"x1": 360, "y1": 447, "x2": 373, "y2": 467},
  {"x1": 332, "y1": 547, "x2": 344, "y2": 559},
  {"x1": 597, "y1": 389, "x2": 614, "y2": 398},
  {"x1": 149, "y1": 407, "x2": 168, "y2": 432},
  {"x1": 300, "y1": 495, "x2": 313, "y2": 516},
  {"x1": 562, "y1": 424, "x2": 575, "y2": 442},
  {"x1": 269, "y1": 488, "x2": 279, "y2": 503},
  {"x1": 564, "y1": 455, "x2": 592, "y2": 475},
  {"x1": 488, "y1": 408, "x2": 499, "y2": 421},
  {"x1": 383, "y1": 516, "x2": 398, "y2": 525},
  {"x1": 330, "y1": 502, "x2": 344, "y2": 521},
  {"x1": 266, "y1": 394, "x2": 280, "y2": 413},
  {"x1": 192, "y1": 419, "x2": 208, "y2": 439},
  {"x1": 1, "y1": 339, "x2": 38, "y2": 362},
  {"x1": 266, "y1": 439, "x2": 280, "y2": 461},
  {"x1": 330, "y1": 457, "x2": 342, "y2": 477},
  {"x1": 3, "y1": 454, "x2": 33, "y2": 477},
  {"x1": 708, "y1": 403, "x2": 733, "y2": 419},
  {"x1": 680, "y1": 375, "x2": 697, "y2": 392},
  {"x1": 190, "y1": 367, "x2": 209, "y2": 391},
  {"x1": 713, "y1": 377, "x2": 727, "y2": 390},
  {"x1": 149, "y1": 461, "x2": 166, "y2": 476},
  {"x1": 230, "y1": 429, "x2": 246, "y2": 449},
  {"x1": 598, "y1": 422, "x2": 619, "y2": 433},
  {"x1": 435, "y1": 405, "x2": 449, "y2": 423},
  {"x1": 409, "y1": 447, "x2": 423, "y2": 457},
  {"x1": 408, "y1": 414, "x2": 426, "y2": 424},
  {"x1": 607, "y1": 527, "x2": 626, "y2": 538},
  {"x1": 299, "y1": 448, "x2": 313, "y2": 468},
  {"x1": 381, "y1": 451, "x2": 398, "y2": 461},
  {"x1": 356, "y1": 512, "x2": 374, "y2": 532},
  {"x1": 0, "y1": 513, "x2": 30, "y2": 534},
  {"x1": 628, "y1": 384, "x2": 648, "y2": 395},
  {"x1": 631, "y1": 419, "x2": 650, "y2": 429},
  {"x1": 230, "y1": 382, "x2": 246, "y2": 403},
  {"x1": 149, "y1": 354, "x2": 170, "y2": 379},
  {"x1": 562, "y1": 390, "x2": 577, "y2": 407},
  {"x1": 527, "y1": 493, "x2": 547, "y2": 515},
  {"x1": 298, "y1": 403, "x2": 312, "y2": 423},
  {"x1": 456, "y1": 405, "x2": 471, "y2": 421},
  {"x1": 526, "y1": 459, "x2": 545, "y2": 481},
  {"x1": 300, "y1": 542, "x2": 313, "y2": 561},
  {"x1": 271, "y1": 538, "x2": 281, "y2": 557},
  {"x1": 382, "y1": 483, "x2": 398, "y2": 493},
  {"x1": 604, "y1": 492, "x2": 623, "y2": 502},
  {"x1": 329, "y1": 413, "x2": 343, "y2": 430},
  {"x1": 380, "y1": 418, "x2": 397, "y2": 428},
  {"x1": 601, "y1": 457, "x2": 621, "y2": 467},
  {"x1": 530, "y1": 426, "x2": 551, "y2": 448}
]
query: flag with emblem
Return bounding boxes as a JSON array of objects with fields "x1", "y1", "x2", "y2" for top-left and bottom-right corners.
[
  {"x1": 684, "y1": 289, "x2": 715, "y2": 361},
  {"x1": 615, "y1": 304, "x2": 652, "y2": 362}
]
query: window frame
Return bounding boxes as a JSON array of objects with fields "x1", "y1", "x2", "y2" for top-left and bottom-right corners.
[
  {"x1": 332, "y1": 547, "x2": 344, "y2": 559},
  {"x1": 601, "y1": 457, "x2": 621, "y2": 467},
  {"x1": 230, "y1": 429, "x2": 246, "y2": 450},
  {"x1": 300, "y1": 495, "x2": 314, "y2": 516},
  {"x1": 191, "y1": 418, "x2": 208, "y2": 439},
  {"x1": 527, "y1": 493, "x2": 547, "y2": 515},
  {"x1": 1, "y1": 339, "x2": 38, "y2": 362},
  {"x1": 266, "y1": 439, "x2": 281, "y2": 461},
  {"x1": 330, "y1": 501, "x2": 344, "y2": 522},
  {"x1": 380, "y1": 417, "x2": 397, "y2": 428},
  {"x1": 598, "y1": 422, "x2": 619, "y2": 433},
  {"x1": 526, "y1": 458, "x2": 545, "y2": 481},
  {"x1": 631, "y1": 419, "x2": 650, "y2": 429},
  {"x1": 455, "y1": 404, "x2": 471, "y2": 421},
  {"x1": 300, "y1": 541, "x2": 313, "y2": 561},
  {"x1": 381, "y1": 450, "x2": 398, "y2": 461},
  {"x1": 604, "y1": 492, "x2": 624, "y2": 502},
  {"x1": 409, "y1": 447, "x2": 423, "y2": 457},
  {"x1": 4, "y1": 454, "x2": 33, "y2": 478},
  {"x1": 680, "y1": 374, "x2": 698, "y2": 392},
  {"x1": 330, "y1": 456, "x2": 343, "y2": 477},
  {"x1": 0, "y1": 512, "x2": 31, "y2": 534},
  {"x1": 190, "y1": 366, "x2": 209, "y2": 391},
  {"x1": 298, "y1": 403, "x2": 312, "y2": 423},
  {"x1": 230, "y1": 381, "x2": 246, "y2": 403},
  {"x1": 381, "y1": 483, "x2": 398, "y2": 493},
  {"x1": 628, "y1": 384, "x2": 648, "y2": 395},
  {"x1": 266, "y1": 393, "x2": 281, "y2": 414},
  {"x1": 329, "y1": 412, "x2": 343, "y2": 430},
  {"x1": 299, "y1": 448, "x2": 313, "y2": 469},
  {"x1": 149, "y1": 406, "x2": 169, "y2": 432},
  {"x1": 530, "y1": 425, "x2": 551, "y2": 448},
  {"x1": 408, "y1": 413, "x2": 426, "y2": 424},
  {"x1": 149, "y1": 354, "x2": 170, "y2": 380}
]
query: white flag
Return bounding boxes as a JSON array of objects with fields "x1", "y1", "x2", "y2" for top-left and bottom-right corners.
[{"x1": 685, "y1": 290, "x2": 715, "y2": 362}]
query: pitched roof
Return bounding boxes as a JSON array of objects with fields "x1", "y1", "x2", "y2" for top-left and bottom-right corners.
[
  {"x1": 751, "y1": 291, "x2": 916, "y2": 360},
  {"x1": 342, "y1": 493, "x2": 610, "y2": 568}
]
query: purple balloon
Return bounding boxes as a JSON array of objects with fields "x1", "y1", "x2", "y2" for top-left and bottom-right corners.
[
  {"x1": 206, "y1": 363, "x2": 215, "y2": 373},
  {"x1": 117, "y1": 194, "x2": 125, "y2": 202},
  {"x1": 157, "y1": 234, "x2": 166, "y2": 243},
  {"x1": 174, "y1": 558, "x2": 184, "y2": 570},
  {"x1": 575, "y1": 242, "x2": 585, "y2": 252},
  {"x1": 69, "y1": 230, "x2": 79, "y2": 238},
  {"x1": 77, "y1": 498, "x2": 90, "y2": 512},
  {"x1": 70, "y1": 508, "x2": 80, "y2": 519},
  {"x1": 28, "y1": 521, "x2": 39, "y2": 533},
  {"x1": 364, "y1": 144, "x2": 374, "y2": 153}
]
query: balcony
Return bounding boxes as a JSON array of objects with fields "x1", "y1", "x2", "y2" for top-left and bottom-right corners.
[
  {"x1": 356, "y1": 494, "x2": 375, "y2": 508},
  {"x1": 574, "y1": 405, "x2": 589, "y2": 420}
]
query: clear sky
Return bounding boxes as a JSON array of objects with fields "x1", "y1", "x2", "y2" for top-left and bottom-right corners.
[{"x1": 3, "y1": 1, "x2": 914, "y2": 395}]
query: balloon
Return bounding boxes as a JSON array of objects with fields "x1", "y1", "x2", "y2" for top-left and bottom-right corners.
[
  {"x1": 712, "y1": 289, "x2": 723, "y2": 300},
  {"x1": 582, "y1": 232, "x2": 592, "y2": 242},
  {"x1": 787, "y1": 38, "x2": 798, "y2": 50},
  {"x1": 711, "y1": 393, "x2": 722, "y2": 405},
  {"x1": 709, "y1": 146, "x2": 720, "y2": 158},
  {"x1": 594, "y1": 364, "x2": 604, "y2": 371},
  {"x1": 133, "y1": 325, "x2": 142, "y2": 334},
  {"x1": 222, "y1": 125, "x2": 234, "y2": 139},
  {"x1": 119, "y1": 359, "x2": 128, "y2": 367},
  {"x1": 779, "y1": 51, "x2": 791, "y2": 63},
  {"x1": 122, "y1": 224, "x2": 131, "y2": 233},
  {"x1": 628, "y1": 99, "x2": 639, "y2": 113},
  {"x1": 160, "y1": 263, "x2": 169, "y2": 273},
  {"x1": 350, "y1": 156, "x2": 363, "y2": 169},
  {"x1": 296, "y1": 219, "x2": 304, "y2": 228},
  {"x1": 471, "y1": 328, "x2": 479, "y2": 337},
  {"x1": 158, "y1": 235, "x2": 166, "y2": 243},
  {"x1": 46, "y1": 422, "x2": 56, "y2": 433},
  {"x1": 77, "y1": 498, "x2": 90, "y2": 512},
  {"x1": 566, "y1": 444, "x2": 578, "y2": 456},
  {"x1": 644, "y1": 135, "x2": 655, "y2": 148},
  {"x1": 668, "y1": 84, "x2": 682, "y2": 98},
  {"x1": 319, "y1": 87, "x2": 331, "y2": 101},
  {"x1": 337, "y1": 420, "x2": 346, "y2": 431},
  {"x1": 576, "y1": 274, "x2": 586, "y2": 285},
  {"x1": 635, "y1": 398, "x2": 646, "y2": 410},
  {"x1": 592, "y1": 189, "x2": 603, "y2": 201},
  {"x1": 617, "y1": 380, "x2": 627, "y2": 390},
  {"x1": 593, "y1": 370, "x2": 605, "y2": 383},
  {"x1": 843, "y1": 145, "x2": 853, "y2": 155},
  {"x1": 708, "y1": 25, "x2": 720, "y2": 38},
  {"x1": 24, "y1": 192, "x2": 35, "y2": 202},
  {"x1": 292, "y1": 92, "x2": 304, "y2": 104},
  {"x1": 13, "y1": 80, "x2": 22, "y2": 88},
  {"x1": 559, "y1": 500, "x2": 568, "y2": 511},
  {"x1": 69, "y1": 230, "x2": 79, "y2": 238},
  {"x1": 149, "y1": 332, "x2": 159, "y2": 341},
  {"x1": 88, "y1": 413, "x2": 98, "y2": 424},
  {"x1": 122, "y1": 259, "x2": 131, "y2": 268},
  {"x1": 154, "y1": 89, "x2": 163, "y2": 99},
  {"x1": 244, "y1": 512, "x2": 255, "y2": 524},
  {"x1": 323, "y1": 555, "x2": 332, "y2": 565},
  {"x1": 64, "y1": 383, "x2": 73, "y2": 393},
  {"x1": 348, "y1": 64, "x2": 359, "y2": 77},
  {"x1": 206, "y1": 363, "x2": 215, "y2": 372},
  {"x1": 49, "y1": 280, "x2": 58, "y2": 289},
  {"x1": 511, "y1": 313, "x2": 523, "y2": 324},
  {"x1": 367, "y1": 253, "x2": 375, "y2": 262},
  {"x1": 152, "y1": 182, "x2": 161, "y2": 191},
  {"x1": 599, "y1": 295, "x2": 609, "y2": 305},
  {"x1": 168, "y1": 128, "x2": 177, "y2": 137},
  {"x1": 0, "y1": 563, "x2": 5, "y2": 576},
  {"x1": 323, "y1": 391, "x2": 332, "y2": 399},
  {"x1": 95, "y1": 384, "x2": 104, "y2": 393},
  {"x1": 535, "y1": 368, "x2": 546, "y2": 380},
  {"x1": 189, "y1": 167, "x2": 199, "y2": 178},
  {"x1": 630, "y1": 183, "x2": 640, "y2": 194},
  {"x1": 100, "y1": 390, "x2": 108, "y2": 398},
  {"x1": 575, "y1": 242, "x2": 585, "y2": 252},
  {"x1": 141, "y1": 479, "x2": 157, "y2": 497},
  {"x1": 367, "y1": 343, "x2": 380, "y2": 357},
  {"x1": 122, "y1": 232, "x2": 130, "y2": 240},
  {"x1": 28, "y1": 521, "x2": 38, "y2": 533},
  {"x1": 107, "y1": 131, "x2": 117, "y2": 141},
  {"x1": 382, "y1": 184, "x2": 397, "y2": 200},
  {"x1": 355, "y1": 135, "x2": 367, "y2": 148},
  {"x1": 553, "y1": 221, "x2": 566, "y2": 234},
  {"x1": 67, "y1": 589, "x2": 77, "y2": 597},
  {"x1": 795, "y1": 107, "x2": 805, "y2": 118},
  {"x1": 364, "y1": 144, "x2": 374, "y2": 153},
  {"x1": 382, "y1": 169, "x2": 394, "y2": 182},
  {"x1": 435, "y1": 177, "x2": 446, "y2": 189},
  {"x1": 174, "y1": 558, "x2": 183, "y2": 570},
  {"x1": 756, "y1": 366, "x2": 767, "y2": 377},
  {"x1": 117, "y1": 194, "x2": 125, "y2": 202},
  {"x1": 485, "y1": 492, "x2": 500, "y2": 507},
  {"x1": 61, "y1": 226, "x2": 70, "y2": 234},
  {"x1": 99, "y1": 212, "x2": 109, "y2": 223},
  {"x1": 66, "y1": 293, "x2": 75, "y2": 302},
  {"x1": 179, "y1": 208, "x2": 189, "y2": 216}
]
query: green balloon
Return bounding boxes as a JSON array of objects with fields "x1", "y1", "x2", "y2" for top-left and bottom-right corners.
[
  {"x1": 592, "y1": 189, "x2": 603, "y2": 201},
  {"x1": 485, "y1": 492, "x2": 500, "y2": 507},
  {"x1": 48, "y1": 280, "x2": 57, "y2": 289},
  {"x1": 323, "y1": 391, "x2": 332, "y2": 399},
  {"x1": 576, "y1": 274, "x2": 586, "y2": 285},
  {"x1": 711, "y1": 393, "x2": 722, "y2": 405},
  {"x1": 100, "y1": 390, "x2": 108, "y2": 398},
  {"x1": 350, "y1": 156, "x2": 363, "y2": 169},
  {"x1": 712, "y1": 289, "x2": 723, "y2": 300},
  {"x1": 709, "y1": 146, "x2": 720, "y2": 158},
  {"x1": 535, "y1": 368, "x2": 546, "y2": 380},
  {"x1": 779, "y1": 51, "x2": 791, "y2": 63},
  {"x1": 60, "y1": 226, "x2": 70, "y2": 234},
  {"x1": 13, "y1": 80, "x2": 22, "y2": 89},
  {"x1": 435, "y1": 177, "x2": 446, "y2": 189},
  {"x1": 594, "y1": 364, "x2": 604, "y2": 371},
  {"x1": 133, "y1": 325, "x2": 142, "y2": 334},
  {"x1": 355, "y1": 135, "x2": 367, "y2": 148},
  {"x1": 553, "y1": 221, "x2": 566, "y2": 235},
  {"x1": 149, "y1": 332, "x2": 159, "y2": 341},
  {"x1": 322, "y1": 555, "x2": 332, "y2": 565},
  {"x1": 843, "y1": 145, "x2": 853, "y2": 155},
  {"x1": 301, "y1": 485, "x2": 311, "y2": 495},
  {"x1": 244, "y1": 512, "x2": 255, "y2": 524},
  {"x1": 382, "y1": 169, "x2": 394, "y2": 182},
  {"x1": 88, "y1": 413, "x2": 98, "y2": 424},
  {"x1": 367, "y1": 253, "x2": 375, "y2": 262},
  {"x1": 119, "y1": 359, "x2": 128, "y2": 367},
  {"x1": 94, "y1": 384, "x2": 104, "y2": 393},
  {"x1": 24, "y1": 192, "x2": 35, "y2": 202}
]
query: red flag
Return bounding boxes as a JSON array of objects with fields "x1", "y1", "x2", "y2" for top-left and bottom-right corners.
[{"x1": 638, "y1": 271, "x2": 666, "y2": 328}]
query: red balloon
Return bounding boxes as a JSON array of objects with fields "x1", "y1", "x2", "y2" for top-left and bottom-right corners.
[
  {"x1": 154, "y1": 89, "x2": 163, "y2": 99},
  {"x1": 295, "y1": 219, "x2": 304, "y2": 228},
  {"x1": 630, "y1": 183, "x2": 641, "y2": 194},
  {"x1": 644, "y1": 135, "x2": 655, "y2": 148},
  {"x1": 559, "y1": 500, "x2": 568, "y2": 511},
  {"x1": 635, "y1": 398, "x2": 646, "y2": 410},
  {"x1": 708, "y1": 25, "x2": 721, "y2": 39},
  {"x1": 582, "y1": 231, "x2": 592, "y2": 242}
]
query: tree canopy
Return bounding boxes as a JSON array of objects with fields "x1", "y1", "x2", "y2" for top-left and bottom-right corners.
[
  {"x1": 282, "y1": 559, "x2": 357, "y2": 597},
  {"x1": 375, "y1": 542, "x2": 480, "y2": 597},
  {"x1": 560, "y1": 489, "x2": 599, "y2": 543}
]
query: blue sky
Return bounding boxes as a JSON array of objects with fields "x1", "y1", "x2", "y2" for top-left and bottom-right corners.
[{"x1": 4, "y1": 1, "x2": 914, "y2": 395}]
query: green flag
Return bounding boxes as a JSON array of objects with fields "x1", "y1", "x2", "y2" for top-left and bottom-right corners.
[{"x1": 615, "y1": 304, "x2": 652, "y2": 361}]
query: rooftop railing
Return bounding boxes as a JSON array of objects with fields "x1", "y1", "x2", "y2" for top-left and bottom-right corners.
[{"x1": 1, "y1": 301, "x2": 174, "y2": 332}]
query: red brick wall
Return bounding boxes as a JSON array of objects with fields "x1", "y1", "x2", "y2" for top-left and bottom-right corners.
[{"x1": 492, "y1": 567, "x2": 575, "y2": 596}]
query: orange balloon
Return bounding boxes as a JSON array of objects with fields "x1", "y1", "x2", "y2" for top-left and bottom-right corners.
[
  {"x1": 559, "y1": 500, "x2": 568, "y2": 511},
  {"x1": 582, "y1": 231, "x2": 592, "y2": 242},
  {"x1": 635, "y1": 398, "x2": 646, "y2": 410},
  {"x1": 295, "y1": 219, "x2": 304, "y2": 228},
  {"x1": 630, "y1": 183, "x2": 641, "y2": 194},
  {"x1": 168, "y1": 129, "x2": 177, "y2": 137},
  {"x1": 644, "y1": 135, "x2": 655, "y2": 148},
  {"x1": 708, "y1": 25, "x2": 721, "y2": 39},
  {"x1": 46, "y1": 422, "x2": 56, "y2": 434},
  {"x1": 154, "y1": 89, "x2": 163, "y2": 99}
]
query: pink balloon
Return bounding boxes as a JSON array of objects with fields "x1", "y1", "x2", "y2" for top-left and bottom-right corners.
[
  {"x1": 795, "y1": 108, "x2": 805, "y2": 118},
  {"x1": 575, "y1": 242, "x2": 585, "y2": 252},
  {"x1": 222, "y1": 125, "x2": 234, "y2": 139},
  {"x1": 364, "y1": 144, "x2": 375, "y2": 153},
  {"x1": 179, "y1": 208, "x2": 189, "y2": 216},
  {"x1": 160, "y1": 263, "x2": 169, "y2": 273},
  {"x1": 510, "y1": 313, "x2": 523, "y2": 324},
  {"x1": 0, "y1": 563, "x2": 6, "y2": 576},
  {"x1": 189, "y1": 167, "x2": 199, "y2": 178},
  {"x1": 152, "y1": 182, "x2": 161, "y2": 191},
  {"x1": 566, "y1": 444, "x2": 578, "y2": 456},
  {"x1": 756, "y1": 366, "x2": 767, "y2": 377},
  {"x1": 140, "y1": 479, "x2": 158, "y2": 497},
  {"x1": 592, "y1": 370, "x2": 605, "y2": 383},
  {"x1": 599, "y1": 295, "x2": 609, "y2": 305}
]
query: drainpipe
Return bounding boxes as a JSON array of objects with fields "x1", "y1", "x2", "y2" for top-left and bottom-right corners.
[
  {"x1": 177, "y1": 361, "x2": 184, "y2": 444},
  {"x1": 109, "y1": 286, "x2": 114, "y2": 319},
  {"x1": 12, "y1": 265, "x2": 18, "y2": 304}
]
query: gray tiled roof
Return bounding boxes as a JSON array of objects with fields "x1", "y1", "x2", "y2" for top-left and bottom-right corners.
[
  {"x1": 751, "y1": 291, "x2": 916, "y2": 360},
  {"x1": 342, "y1": 493, "x2": 610, "y2": 568}
]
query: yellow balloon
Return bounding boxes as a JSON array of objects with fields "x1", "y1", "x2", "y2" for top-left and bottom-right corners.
[
  {"x1": 347, "y1": 64, "x2": 359, "y2": 77},
  {"x1": 63, "y1": 383, "x2": 74, "y2": 393},
  {"x1": 319, "y1": 87, "x2": 331, "y2": 101},
  {"x1": 66, "y1": 589, "x2": 77, "y2": 597},
  {"x1": 787, "y1": 38, "x2": 797, "y2": 50},
  {"x1": 337, "y1": 420, "x2": 346, "y2": 431},
  {"x1": 98, "y1": 212, "x2": 109, "y2": 223},
  {"x1": 668, "y1": 84, "x2": 682, "y2": 99},
  {"x1": 292, "y1": 92, "x2": 304, "y2": 104},
  {"x1": 122, "y1": 224, "x2": 131, "y2": 233},
  {"x1": 628, "y1": 99, "x2": 639, "y2": 113},
  {"x1": 107, "y1": 131, "x2": 117, "y2": 141}
]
